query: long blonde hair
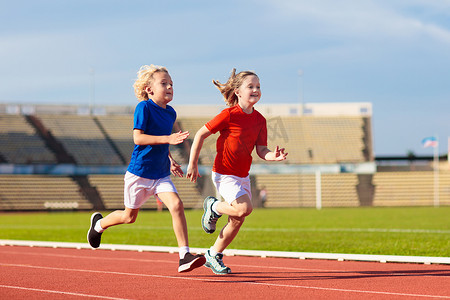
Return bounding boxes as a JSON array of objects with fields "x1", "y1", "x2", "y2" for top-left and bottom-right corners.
[
  {"x1": 213, "y1": 68, "x2": 258, "y2": 107},
  {"x1": 133, "y1": 64, "x2": 169, "y2": 101}
]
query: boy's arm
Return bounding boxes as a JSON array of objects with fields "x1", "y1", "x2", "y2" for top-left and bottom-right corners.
[
  {"x1": 186, "y1": 125, "x2": 212, "y2": 182},
  {"x1": 168, "y1": 151, "x2": 184, "y2": 177},
  {"x1": 256, "y1": 145, "x2": 288, "y2": 161},
  {"x1": 133, "y1": 129, "x2": 189, "y2": 146}
]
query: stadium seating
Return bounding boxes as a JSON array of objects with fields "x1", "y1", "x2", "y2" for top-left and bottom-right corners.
[
  {"x1": 0, "y1": 114, "x2": 56, "y2": 164},
  {"x1": 255, "y1": 173, "x2": 360, "y2": 208},
  {"x1": 2, "y1": 108, "x2": 449, "y2": 211},
  {"x1": 0, "y1": 175, "x2": 93, "y2": 210},
  {"x1": 177, "y1": 115, "x2": 367, "y2": 165},
  {"x1": 94, "y1": 115, "x2": 134, "y2": 164},
  {"x1": 37, "y1": 115, "x2": 123, "y2": 165},
  {"x1": 373, "y1": 171, "x2": 450, "y2": 206}
]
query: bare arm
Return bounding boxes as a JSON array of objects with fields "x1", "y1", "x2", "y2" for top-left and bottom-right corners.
[
  {"x1": 133, "y1": 129, "x2": 189, "y2": 146},
  {"x1": 256, "y1": 145, "x2": 288, "y2": 161},
  {"x1": 168, "y1": 151, "x2": 184, "y2": 177},
  {"x1": 186, "y1": 125, "x2": 212, "y2": 182}
]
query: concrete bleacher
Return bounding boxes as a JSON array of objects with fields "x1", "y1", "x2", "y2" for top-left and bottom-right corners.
[
  {"x1": 95, "y1": 115, "x2": 188, "y2": 165},
  {"x1": 0, "y1": 114, "x2": 56, "y2": 164},
  {"x1": 13, "y1": 102, "x2": 443, "y2": 210},
  {"x1": 94, "y1": 115, "x2": 134, "y2": 164},
  {"x1": 177, "y1": 117, "x2": 217, "y2": 165},
  {"x1": 177, "y1": 115, "x2": 367, "y2": 165},
  {"x1": 373, "y1": 171, "x2": 450, "y2": 206},
  {"x1": 88, "y1": 174, "x2": 203, "y2": 210},
  {"x1": 0, "y1": 175, "x2": 93, "y2": 210},
  {"x1": 255, "y1": 173, "x2": 360, "y2": 208},
  {"x1": 37, "y1": 114, "x2": 123, "y2": 165},
  {"x1": 258, "y1": 116, "x2": 366, "y2": 165}
]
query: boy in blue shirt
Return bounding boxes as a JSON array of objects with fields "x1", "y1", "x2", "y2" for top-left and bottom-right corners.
[{"x1": 87, "y1": 65, "x2": 205, "y2": 273}]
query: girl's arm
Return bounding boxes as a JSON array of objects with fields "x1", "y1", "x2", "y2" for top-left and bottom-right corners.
[
  {"x1": 133, "y1": 129, "x2": 189, "y2": 146},
  {"x1": 256, "y1": 145, "x2": 288, "y2": 161},
  {"x1": 186, "y1": 125, "x2": 212, "y2": 182}
]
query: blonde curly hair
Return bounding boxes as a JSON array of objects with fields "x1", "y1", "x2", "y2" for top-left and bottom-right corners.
[
  {"x1": 213, "y1": 68, "x2": 258, "y2": 107},
  {"x1": 133, "y1": 64, "x2": 169, "y2": 101}
]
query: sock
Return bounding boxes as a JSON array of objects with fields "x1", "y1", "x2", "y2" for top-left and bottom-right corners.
[
  {"x1": 209, "y1": 247, "x2": 219, "y2": 257},
  {"x1": 94, "y1": 219, "x2": 104, "y2": 233},
  {"x1": 179, "y1": 246, "x2": 189, "y2": 259},
  {"x1": 212, "y1": 201, "x2": 222, "y2": 216}
]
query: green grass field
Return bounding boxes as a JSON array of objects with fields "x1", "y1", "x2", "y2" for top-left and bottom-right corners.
[{"x1": 0, "y1": 207, "x2": 449, "y2": 257}]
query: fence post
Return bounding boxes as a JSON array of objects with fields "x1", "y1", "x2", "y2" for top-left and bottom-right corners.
[{"x1": 315, "y1": 169, "x2": 322, "y2": 210}]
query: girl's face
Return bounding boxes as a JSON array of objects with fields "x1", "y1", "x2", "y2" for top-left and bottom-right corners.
[
  {"x1": 235, "y1": 75, "x2": 261, "y2": 110},
  {"x1": 146, "y1": 71, "x2": 173, "y2": 107}
]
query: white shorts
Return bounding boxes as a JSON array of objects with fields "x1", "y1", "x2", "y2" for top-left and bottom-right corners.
[
  {"x1": 212, "y1": 171, "x2": 252, "y2": 204},
  {"x1": 124, "y1": 171, "x2": 177, "y2": 209}
]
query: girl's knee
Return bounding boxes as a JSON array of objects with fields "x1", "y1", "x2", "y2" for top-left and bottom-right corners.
[
  {"x1": 238, "y1": 209, "x2": 251, "y2": 218},
  {"x1": 236, "y1": 205, "x2": 252, "y2": 218}
]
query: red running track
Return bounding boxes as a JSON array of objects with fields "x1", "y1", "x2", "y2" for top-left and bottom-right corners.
[{"x1": 0, "y1": 245, "x2": 449, "y2": 300}]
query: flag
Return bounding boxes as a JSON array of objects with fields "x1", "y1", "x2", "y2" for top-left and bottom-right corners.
[{"x1": 422, "y1": 136, "x2": 438, "y2": 148}]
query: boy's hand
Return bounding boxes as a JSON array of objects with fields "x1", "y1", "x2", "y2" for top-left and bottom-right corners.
[
  {"x1": 170, "y1": 158, "x2": 184, "y2": 177},
  {"x1": 168, "y1": 131, "x2": 189, "y2": 145}
]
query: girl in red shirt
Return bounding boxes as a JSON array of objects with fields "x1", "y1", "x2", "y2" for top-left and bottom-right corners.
[{"x1": 187, "y1": 69, "x2": 287, "y2": 274}]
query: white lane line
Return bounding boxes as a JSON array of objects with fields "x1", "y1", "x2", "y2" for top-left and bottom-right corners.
[
  {"x1": 0, "y1": 284, "x2": 131, "y2": 300},
  {"x1": 1, "y1": 263, "x2": 449, "y2": 299},
  {"x1": 1, "y1": 249, "x2": 449, "y2": 278},
  {"x1": 2, "y1": 240, "x2": 448, "y2": 265},
  {"x1": 0, "y1": 225, "x2": 448, "y2": 234}
]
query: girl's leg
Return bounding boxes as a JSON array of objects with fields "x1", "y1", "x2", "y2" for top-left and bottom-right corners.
[
  {"x1": 157, "y1": 192, "x2": 189, "y2": 247},
  {"x1": 100, "y1": 207, "x2": 140, "y2": 230},
  {"x1": 212, "y1": 194, "x2": 252, "y2": 253}
]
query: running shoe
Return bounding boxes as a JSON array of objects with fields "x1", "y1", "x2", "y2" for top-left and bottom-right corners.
[
  {"x1": 178, "y1": 253, "x2": 206, "y2": 273},
  {"x1": 201, "y1": 196, "x2": 221, "y2": 234},
  {"x1": 204, "y1": 250, "x2": 231, "y2": 275},
  {"x1": 87, "y1": 212, "x2": 103, "y2": 248}
]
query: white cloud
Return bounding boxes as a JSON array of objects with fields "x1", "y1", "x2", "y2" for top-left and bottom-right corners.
[{"x1": 260, "y1": 0, "x2": 450, "y2": 44}]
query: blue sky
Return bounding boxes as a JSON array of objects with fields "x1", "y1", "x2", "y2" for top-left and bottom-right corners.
[{"x1": 1, "y1": 0, "x2": 449, "y2": 156}]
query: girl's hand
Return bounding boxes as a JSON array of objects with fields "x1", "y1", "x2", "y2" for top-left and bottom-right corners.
[
  {"x1": 272, "y1": 145, "x2": 288, "y2": 161},
  {"x1": 186, "y1": 164, "x2": 200, "y2": 182},
  {"x1": 168, "y1": 131, "x2": 189, "y2": 145}
]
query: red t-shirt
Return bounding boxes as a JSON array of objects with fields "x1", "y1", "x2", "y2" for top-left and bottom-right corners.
[{"x1": 206, "y1": 105, "x2": 267, "y2": 177}]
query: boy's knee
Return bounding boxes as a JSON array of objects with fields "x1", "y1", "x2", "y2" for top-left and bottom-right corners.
[
  {"x1": 122, "y1": 214, "x2": 137, "y2": 224},
  {"x1": 168, "y1": 199, "x2": 184, "y2": 213}
]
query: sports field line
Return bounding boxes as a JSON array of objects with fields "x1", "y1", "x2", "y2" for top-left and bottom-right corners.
[
  {"x1": 242, "y1": 227, "x2": 450, "y2": 234},
  {"x1": 1, "y1": 239, "x2": 449, "y2": 265},
  {"x1": 1, "y1": 262, "x2": 449, "y2": 299},
  {"x1": 1, "y1": 224, "x2": 448, "y2": 234},
  {"x1": 2, "y1": 248, "x2": 449, "y2": 278},
  {"x1": 0, "y1": 284, "x2": 130, "y2": 300}
]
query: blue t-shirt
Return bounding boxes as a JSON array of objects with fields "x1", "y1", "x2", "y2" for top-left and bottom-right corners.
[{"x1": 127, "y1": 99, "x2": 176, "y2": 179}]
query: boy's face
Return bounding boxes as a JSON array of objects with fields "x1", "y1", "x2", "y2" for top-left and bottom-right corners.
[
  {"x1": 235, "y1": 75, "x2": 261, "y2": 107},
  {"x1": 146, "y1": 71, "x2": 173, "y2": 107}
]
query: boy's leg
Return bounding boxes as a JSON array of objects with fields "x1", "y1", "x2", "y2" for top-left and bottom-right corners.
[
  {"x1": 157, "y1": 192, "x2": 189, "y2": 247},
  {"x1": 157, "y1": 192, "x2": 206, "y2": 272},
  {"x1": 87, "y1": 208, "x2": 139, "y2": 248},
  {"x1": 100, "y1": 207, "x2": 140, "y2": 229}
]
